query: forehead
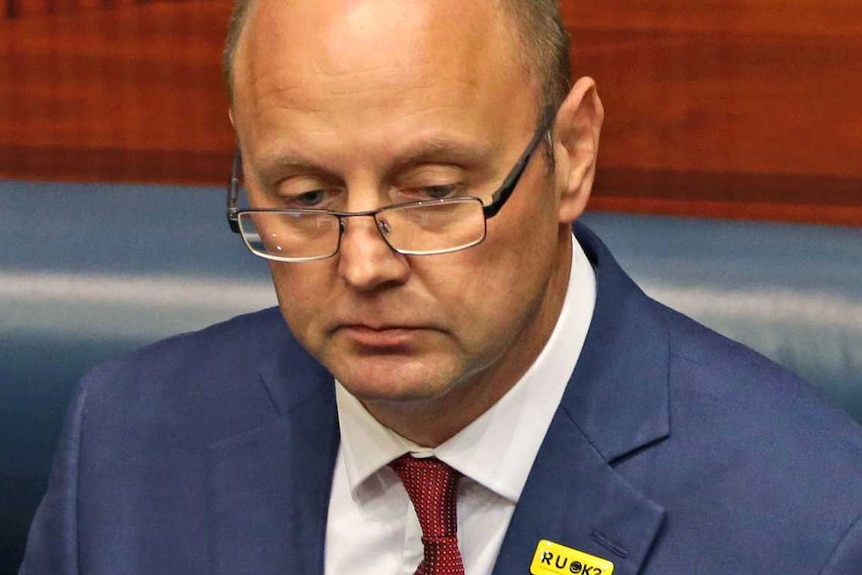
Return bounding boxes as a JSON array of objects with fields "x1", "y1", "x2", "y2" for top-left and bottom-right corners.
[
  {"x1": 236, "y1": 0, "x2": 513, "y2": 81},
  {"x1": 231, "y1": 0, "x2": 539, "y2": 151}
]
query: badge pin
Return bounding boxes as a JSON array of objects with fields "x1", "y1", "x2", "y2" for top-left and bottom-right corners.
[{"x1": 530, "y1": 539, "x2": 615, "y2": 575}]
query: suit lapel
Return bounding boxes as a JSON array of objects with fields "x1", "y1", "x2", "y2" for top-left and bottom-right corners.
[
  {"x1": 208, "y1": 345, "x2": 339, "y2": 575},
  {"x1": 491, "y1": 410, "x2": 665, "y2": 575},
  {"x1": 493, "y1": 224, "x2": 672, "y2": 575}
]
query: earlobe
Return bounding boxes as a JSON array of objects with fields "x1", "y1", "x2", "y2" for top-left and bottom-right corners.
[{"x1": 553, "y1": 77, "x2": 604, "y2": 224}]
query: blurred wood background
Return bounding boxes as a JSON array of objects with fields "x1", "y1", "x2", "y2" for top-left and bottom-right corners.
[{"x1": 1, "y1": 0, "x2": 860, "y2": 224}]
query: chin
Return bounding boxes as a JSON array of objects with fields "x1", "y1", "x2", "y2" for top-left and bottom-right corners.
[{"x1": 332, "y1": 356, "x2": 460, "y2": 403}]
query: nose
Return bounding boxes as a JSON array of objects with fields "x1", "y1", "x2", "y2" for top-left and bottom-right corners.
[{"x1": 337, "y1": 215, "x2": 410, "y2": 291}]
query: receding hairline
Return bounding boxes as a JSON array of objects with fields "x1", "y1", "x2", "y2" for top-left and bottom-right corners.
[{"x1": 222, "y1": 0, "x2": 571, "y2": 113}]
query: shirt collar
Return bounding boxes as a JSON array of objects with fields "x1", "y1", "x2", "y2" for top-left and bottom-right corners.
[{"x1": 336, "y1": 234, "x2": 596, "y2": 503}]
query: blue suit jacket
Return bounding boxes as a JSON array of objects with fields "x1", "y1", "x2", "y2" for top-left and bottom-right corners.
[{"x1": 20, "y1": 224, "x2": 862, "y2": 574}]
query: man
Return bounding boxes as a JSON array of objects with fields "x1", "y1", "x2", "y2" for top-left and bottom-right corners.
[{"x1": 20, "y1": 0, "x2": 862, "y2": 573}]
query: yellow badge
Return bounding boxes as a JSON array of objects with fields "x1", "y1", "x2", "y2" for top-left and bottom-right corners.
[{"x1": 530, "y1": 539, "x2": 615, "y2": 575}]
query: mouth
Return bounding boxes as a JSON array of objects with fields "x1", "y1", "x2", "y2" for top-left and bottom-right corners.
[{"x1": 335, "y1": 324, "x2": 428, "y2": 349}]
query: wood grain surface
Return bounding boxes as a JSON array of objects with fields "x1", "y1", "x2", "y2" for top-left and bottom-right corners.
[
  {"x1": 3, "y1": 0, "x2": 139, "y2": 19},
  {"x1": 0, "y1": 1, "x2": 234, "y2": 182},
  {"x1": 1, "y1": 0, "x2": 860, "y2": 224},
  {"x1": 562, "y1": 0, "x2": 862, "y2": 224}
]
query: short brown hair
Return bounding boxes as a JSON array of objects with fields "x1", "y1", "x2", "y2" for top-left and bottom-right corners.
[
  {"x1": 222, "y1": 0, "x2": 571, "y2": 114},
  {"x1": 497, "y1": 0, "x2": 572, "y2": 113}
]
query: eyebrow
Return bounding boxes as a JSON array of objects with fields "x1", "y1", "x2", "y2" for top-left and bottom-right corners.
[
  {"x1": 389, "y1": 136, "x2": 495, "y2": 171},
  {"x1": 252, "y1": 151, "x2": 328, "y2": 182},
  {"x1": 252, "y1": 135, "x2": 497, "y2": 183}
]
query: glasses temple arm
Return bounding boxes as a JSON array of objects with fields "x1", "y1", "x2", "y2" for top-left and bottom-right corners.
[
  {"x1": 227, "y1": 147, "x2": 242, "y2": 233},
  {"x1": 483, "y1": 108, "x2": 557, "y2": 219}
]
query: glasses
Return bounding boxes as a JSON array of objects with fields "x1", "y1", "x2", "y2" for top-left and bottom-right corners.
[{"x1": 227, "y1": 109, "x2": 555, "y2": 263}]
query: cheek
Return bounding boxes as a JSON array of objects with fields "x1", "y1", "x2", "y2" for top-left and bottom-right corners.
[
  {"x1": 268, "y1": 262, "x2": 332, "y2": 347},
  {"x1": 422, "y1": 228, "x2": 553, "y2": 341},
  {"x1": 481, "y1": 195, "x2": 560, "y2": 282},
  {"x1": 447, "y1": 195, "x2": 561, "y2": 326}
]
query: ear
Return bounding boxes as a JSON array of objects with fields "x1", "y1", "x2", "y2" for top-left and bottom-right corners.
[{"x1": 552, "y1": 76, "x2": 604, "y2": 224}]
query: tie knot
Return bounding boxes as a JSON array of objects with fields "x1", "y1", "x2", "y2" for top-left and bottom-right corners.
[{"x1": 389, "y1": 455, "x2": 461, "y2": 539}]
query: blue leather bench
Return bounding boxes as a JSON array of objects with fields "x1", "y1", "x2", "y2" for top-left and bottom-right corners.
[{"x1": 2, "y1": 180, "x2": 861, "y2": 574}]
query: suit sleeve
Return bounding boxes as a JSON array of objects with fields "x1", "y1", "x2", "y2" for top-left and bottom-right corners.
[
  {"x1": 18, "y1": 372, "x2": 93, "y2": 575},
  {"x1": 820, "y1": 511, "x2": 862, "y2": 575}
]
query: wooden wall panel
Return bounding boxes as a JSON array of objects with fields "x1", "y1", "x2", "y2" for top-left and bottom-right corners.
[
  {"x1": 3, "y1": 0, "x2": 141, "y2": 19},
  {"x1": 0, "y1": 0, "x2": 234, "y2": 183},
  {"x1": 562, "y1": 0, "x2": 862, "y2": 224},
  {"x1": 0, "y1": 0, "x2": 860, "y2": 224}
]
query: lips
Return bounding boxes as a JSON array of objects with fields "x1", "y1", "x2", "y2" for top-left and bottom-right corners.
[{"x1": 336, "y1": 324, "x2": 428, "y2": 348}]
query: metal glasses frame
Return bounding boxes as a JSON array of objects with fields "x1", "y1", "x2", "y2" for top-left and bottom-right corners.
[{"x1": 226, "y1": 108, "x2": 556, "y2": 258}]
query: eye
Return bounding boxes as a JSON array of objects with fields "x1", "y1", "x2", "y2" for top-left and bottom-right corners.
[
  {"x1": 294, "y1": 190, "x2": 325, "y2": 207},
  {"x1": 281, "y1": 188, "x2": 341, "y2": 209},
  {"x1": 422, "y1": 185, "x2": 459, "y2": 200},
  {"x1": 394, "y1": 184, "x2": 462, "y2": 203}
]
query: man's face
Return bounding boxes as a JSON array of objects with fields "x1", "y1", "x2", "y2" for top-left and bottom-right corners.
[{"x1": 231, "y1": 0, "x2": 582, "y2": 441}]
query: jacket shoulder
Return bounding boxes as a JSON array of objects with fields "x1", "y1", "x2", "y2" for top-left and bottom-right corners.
[
  {"x1": 635, "y1": 302, "x2": 862, "y2": 571},
  {"x1": 76, "y1": 307, "x2": 319, "y2": 441}
]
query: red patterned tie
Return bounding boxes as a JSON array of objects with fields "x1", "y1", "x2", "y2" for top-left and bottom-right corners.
[{"x1": 390, "y1": 455, "x2": 465, "y2": 575}]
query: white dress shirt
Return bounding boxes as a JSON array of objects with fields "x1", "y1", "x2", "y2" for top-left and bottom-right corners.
[{"x1": 325, "y1": 236, "x2": 596, "y2": 575}]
